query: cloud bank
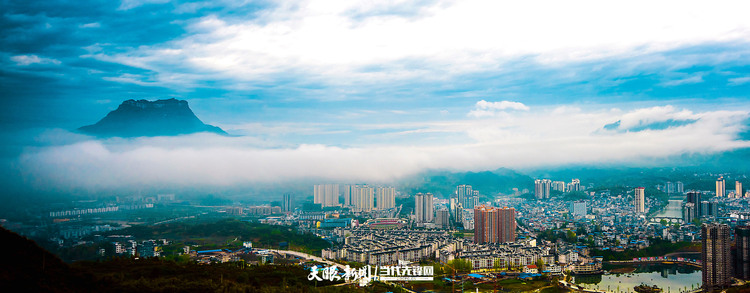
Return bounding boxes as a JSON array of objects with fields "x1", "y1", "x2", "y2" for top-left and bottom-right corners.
[
  {"x1": 97, "y1": 0, "x2": 750, "y2": 87},
  {"x1": 17, "y1": 104, "x2": 750, "y2": 191}
]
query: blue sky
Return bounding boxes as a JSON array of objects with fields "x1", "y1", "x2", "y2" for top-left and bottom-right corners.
[{"x1": 3, "y1": 0, "x2": 750, "y2": 190}]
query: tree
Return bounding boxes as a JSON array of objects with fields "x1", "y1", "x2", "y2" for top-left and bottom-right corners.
[
  {"x1": 447, "y1": 259, "x2": 472, "y2": 274},
  {"x1": 535, "y1": 259, "x2": 545, "y2": 271},
  {"x1": 566, "y1": 230, "x2": 577, "y2": 243}
]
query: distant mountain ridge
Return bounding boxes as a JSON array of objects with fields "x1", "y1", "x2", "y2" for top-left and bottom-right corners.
[
  {"x1": 399, "y1": 168, "x2": 535, "y2": 198},
  {"x1": 78, "y1": 98, "x2": 226, "y2": 137}
]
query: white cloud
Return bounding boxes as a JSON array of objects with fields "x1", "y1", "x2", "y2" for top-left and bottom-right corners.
[
  {"x1": 469, "y1": 100, "x2": 529, "y2": 117},
  {"x1": 79, "y1": 22, "x2": 101, "y2": 28},
  {"x1": 101, "y1": 0, "x2": 750, "y2": 87},
  {"x1": 118, "y1": 0, "x2": 169, "y2": 10},
  {"x1": 729, "y1": 76, "x2": 750, "y2": 86},
  {"x1": 16, "y1": 105, "x2": 750, "y2": 191},
  {"x1": 10, "y1": 55, "x2": 61, "y2": 66},
  {"x1": 616, "y1": 105, "x2": 697, "y2": 130},
  {"x1": 660, "y1": 74, "x2": 704, "y2": 86}
]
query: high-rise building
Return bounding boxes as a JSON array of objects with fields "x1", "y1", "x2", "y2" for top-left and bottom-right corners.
[
  {"x1": 457, "y1": 185, "x2": 473, "y2": 209},
  {"x1": 716, "y1": 177, "x2": 726, "y2": 197},
  {"x1": 709, "y1": 201, "x2": 719, "y2": 217},
  {"x1": 702, "y1": 223, "x2": 732, "y2": 291},
  {"x1": 665, "y1": 182, "x2": 675, "y2": 194},
  {"x1": 341, "y1": 185, "x2": 352, "y2": 206},
  {"x1": 534, "y1": 179, "x2": 542, "y2": 199},
  {"x1": 700, "y1": 201, "x2": 710, "y2": 218},
  {"x1": 682, "y1": 202, "x2": 695, "y2": 224},
  {"x1": 376, "y1": 186, "x2": 396, "y2": 210},
  {"x1": 676, "y1": 181, "x2": 684, "y2": 194},
  {"x1": 534, "y1": 179, "x2": 552, "y2": 199},
  {"x1": 551, "y1": 181, "x2": 566, "y2": 192},
  {"x1": 570, "y1": 201, "x2": 587, "y2": 218},
  {"x1": 435, "y1": 209, "x2": 450, "y2": 229},
  {"x1": 351, "y1": 185, "x2": 374, "y2": 211},
  {"x1": 314, "y1": 184, "x2": 340, "y2": 207},
  {"x1": 450, "y1": 197, "x2": 463, "y2": 224},
  {"x1": 736, "y1": 225, "x2": 750, "y2": 280},
  {"x1": 686, "y1": 191, "x2": 702, "y2": 218},
  {"x1": 282, "y1": 193, "x2": 294, "y2": 212},
  {"x1": 474, "y1": 206, "x2": 516, "y2": 244},
  {"x1": 469, "y1": 196, "x2": 479, "y2": 209},
  {"x1": 737, "y1": 181, "x2": 744, "y2": 199},
  {"x1": 634, "y1": 187, "x2": 645, "y2": 213},
  {"x1": 567, "y1": 179, "x2": 581, "y2": 192},
  {"x1": 414, "y1": 193, "x2": 434, "y2": 223}
]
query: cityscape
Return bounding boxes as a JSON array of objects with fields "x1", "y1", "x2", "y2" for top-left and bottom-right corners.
[
  {"x1": 3, "y1": 1, "x2": 750, "y2": 293},
  {"x1": 3, "y1": 172, "x2": 750, "y2": 292}
]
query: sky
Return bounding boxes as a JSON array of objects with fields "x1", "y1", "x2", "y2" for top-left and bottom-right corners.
[{"x1": 2, "y1": 0, "x2": 750, "y2": 194}]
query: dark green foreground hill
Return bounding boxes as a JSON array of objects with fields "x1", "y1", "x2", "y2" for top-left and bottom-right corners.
[
  {"x1": 0, "y1": 226, "x2": 88, "y2": 292},
  {"x1": 0, "y1": 226, "x2": 387, "y2": 292}
]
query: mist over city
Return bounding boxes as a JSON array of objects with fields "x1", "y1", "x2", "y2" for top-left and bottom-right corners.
[{"x1": 2, "y1": 1, "x2": 750, "y2": 292}]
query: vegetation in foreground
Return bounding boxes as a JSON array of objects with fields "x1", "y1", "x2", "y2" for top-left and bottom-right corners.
[{"x1": 0, "y1": 226, "x2": 404, "y2": 292}]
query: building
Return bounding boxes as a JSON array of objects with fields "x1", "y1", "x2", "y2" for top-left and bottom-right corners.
[
  {"x1": 702, "y1": 223, "x2": 732, "y2": 291},
  {"x1": 551, "y1": 181, "x2": 566, "y2": 192},
  {"x1": 469, "y1": 196, "x2": 479, "y2": 209},
  {"x1": 682, "y1": 202, "x2": 695, "y2": 224},
  {"x1": 414, "y1": 193, "x2": 434, "y2": 223},
  {"x1": 225, "y1": 206, "x2": 243, "y2": 215},
  {"x1": 314, "y1": 184, "x2": 340, "y2": 207},
  {"x1": 569, "y1": 201, "x2": 586, "y2": 218},
  {"x1": 457, "y1": 185, "x2": 474, "y2": 209},
  {"x1": 736, "y1": 225, "x2": 750, "y2": 280},
  {"x1": 245, "y1": 206, "x2": 282, "y2": 216},
  {"x1": 699, "y1": 200, "x2": 720, "y2": 218},
  {"x1": 449, "y1": 197, "x2": 462, "y2": 223},
  {"x1": 137, "y1": 240, "x2": 160, "y2": 257},
  {"x1": 737, "y1": 181, "x2": 744, "y2": 199},
  {"x1": 462, "y1": 208, "x2": 474, "y2": 230},
  {"x1": 282, "y1": 193, "x2": 293, "y2": 212},
  {"x1": 341, "y1": 185, "x2": 352, "y2": 206},
  {"x1": 686, "y1": 191, "x2": 701, "y2": 218},
  {"x1": 634, "y1": 187, "x2": 645, "y2": 213},
  {"x1": 435, "y1": 209, "x2": 450, "y2": 229},
  {"x1": 376, "y1": 187, "x2": 396, "y2": 210},
  {"x1": 716, "y1": 177, "x2": 725, "y2": 197},
  {"x1": 352, "y1": 185, "x2": 375, "y2": 211},
  {"x1": 474, "y1": 206, "x2": 516, "y2": 244},
  {"x1": 664, "y1": 181, "x2": 685, "y2": 194},
  {"x1": 568, "y1": 179, "x2": 581, "y2": 192},
  {"x1": 534, "y1": 179, "x2": 551, "y2": 200}
]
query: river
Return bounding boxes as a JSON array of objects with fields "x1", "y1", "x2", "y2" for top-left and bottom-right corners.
[
  {"x1": 574, "y1": 264, "x2": 701, "y2": 293},
  {"x1": 655, "y1": 198, "x2": 684, "y2": 218}
]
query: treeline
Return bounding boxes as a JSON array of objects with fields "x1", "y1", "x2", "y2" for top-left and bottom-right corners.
[{"x1": 591, "y1": 239, "x2": 699, "y2": 261}]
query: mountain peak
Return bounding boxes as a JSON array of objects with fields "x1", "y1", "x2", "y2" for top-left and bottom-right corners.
[
  {"x1": 79, "y1": 98, "x2": 227, "y2": 137},
  {"x1": 121, "y1": 98, "x2": 187, "y2": 109}
]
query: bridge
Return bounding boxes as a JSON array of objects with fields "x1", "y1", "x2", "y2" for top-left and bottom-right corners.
[
  {"x1": 650, "y1": 216, "x2": 684, "y2": 224},
  {"x1": 607, "y1": 256, "x2": 701, "y2": 268}
]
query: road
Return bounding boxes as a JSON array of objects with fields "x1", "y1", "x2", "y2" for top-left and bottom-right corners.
[{"x1": 267, "y1": 249, "x2": 347, "y2": 271}]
